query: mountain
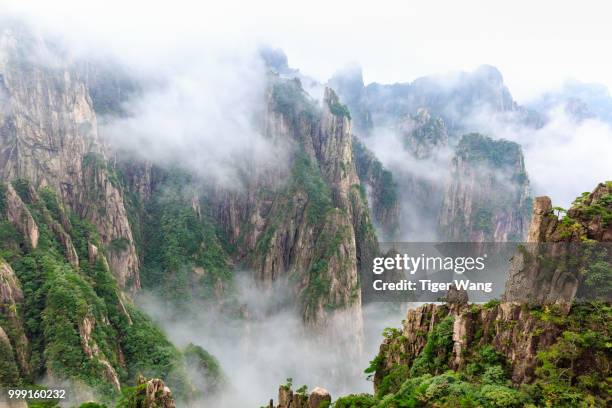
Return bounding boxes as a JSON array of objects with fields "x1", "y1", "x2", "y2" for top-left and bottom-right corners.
[
  {"x1": 438, "y1": 133, "x2": 531, "y2": 242},
  {"x1": 0, "y1": 23, "x2": 381, "y2": 405},
  {"x1": 270, "y1": 182, "x2": 611, "y2": 407},
  {"x1": 331, "y1": 64, "x2": 543, "y2": 137},
  {"x1": 329, "y1": 66, "x2": 536, "y2": 243},
  {"x1": 529, "y1": 80, "x2": 612, "y2": 124}
]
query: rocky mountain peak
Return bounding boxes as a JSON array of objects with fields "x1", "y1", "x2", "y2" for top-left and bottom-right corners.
[
  {"x1": 439, "y1": 133, "x2": 531, "y2": 242},
  {"x1": 504, "y1": 181, "x2": 612, "y2": 307}
]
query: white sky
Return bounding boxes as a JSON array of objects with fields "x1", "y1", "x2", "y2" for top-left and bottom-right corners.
[{"x1": 4, "y1": 0, "x2": 612, "y2": 101}]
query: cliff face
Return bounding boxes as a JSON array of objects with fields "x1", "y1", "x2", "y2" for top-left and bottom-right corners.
[
  {"x1": 504, "y1": 182, "x2": 612, "y2": 306},
  {"x1": 438, "y1": 133, "x2": 531, "y2": 242},
  {"x1": 359, "y1": 183, "x2": 610, "y2": 407},
  {"x1": 0, "y1": 178, "x2": 222, "y2": 404},
  {"x1": 206, "y1": 81, "x2": 378, "y2": 348},
  {"x1": 0, "y1": 25, "x2": 380, "y2": 357},
  {"x1": 353, "y1": 138, "x2": 400, "y2": 240},
  {"x1": 0, "y1": 26, "x2": 139, "y2": 291},
  {"x1": 0, "y1": 258, "x2": 29, "y2": 382}
]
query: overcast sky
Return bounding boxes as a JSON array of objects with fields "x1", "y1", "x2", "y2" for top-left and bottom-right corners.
[{"x1": 4, "y1": 0, "x2": 612, "y2": 101}]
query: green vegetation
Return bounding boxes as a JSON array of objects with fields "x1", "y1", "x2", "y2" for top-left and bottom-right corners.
[
  {"x1": 291, "y1": 151, "x2": 334, "y2": 224},
  {"x1": 532, "y1": 302, "x2": 610, "y2": 406},
  {"x1": 0, "y1": 330, "x2": 21, "y2": 386},
  {"x1": 333, "y1": 394, "x2": 378, "y2": 407},
  {"x1": 457, "y1": 133, "x2": 522, "y2": 168},
  {"x1": 409, "y1": 315, "x2": 455, "y2": 377},
  {"x1": 328, "y1": 99, "x2": 352, "y2": 119},
  {"x1": 116, "y1": 382, "x2": 148, "y2": 408},
  {"x1": 474, "y1": 207, "x2": 493, "y2": 233},
  {"x1": 354, "y1": 301, "x2": 611, "y2": 408},
  {"x1": 140, "y1": 169, "x2": 233, "y2": 307},
  {"x1": 183, "y1": 342, "x2": 225, "y2": 393},
  {"x1": 271, "y1": 78, "x2": 317, "y2": 124},
  {"x1": 0, "y1": 180, "x2": 212, "y2": 404},
  {"x1": 0, "y1": 182, "x2": 7, "y2": 215},
  {"x1": 352, "y1": 139, "x2": 399, "y2": 239}
]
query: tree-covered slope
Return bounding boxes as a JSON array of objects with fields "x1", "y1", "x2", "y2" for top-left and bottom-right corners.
[{"x1": 0, "y1": 180, "x2": 221, "y2": 406}]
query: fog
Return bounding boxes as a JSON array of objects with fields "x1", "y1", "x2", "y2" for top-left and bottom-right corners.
[
  {"x1": 138, "y1": 274, "x2": 406, "y2": 406},
  {"x1": 2, "y1": 5, "x2": 611, "y2": 407},
  {"x1": 462, "y1": 105, "x2": 612, "y2": 208},
  {"x1": 100, "y1": 47, "x2": 293, "y2": 189}
]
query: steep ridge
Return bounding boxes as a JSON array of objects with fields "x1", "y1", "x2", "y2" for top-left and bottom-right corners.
[
  {"x1": 331, "y1": 64, "x2": 542, "y2": 138},
  {"x1": 0, "y1": 179, "x2": 225, "y2": 404},
  {"x1": 0, "y1": 26, "x2": 384, "y2": 402},
  {"x1": 438, "y1": 133, "x2": 531, "y2": 242},
  {"x1": 331, "y1": 65, "x2": 535, "y2": 243},
  {"x1": 202, "y1": 80, "x2": 379, "y2": 350}
]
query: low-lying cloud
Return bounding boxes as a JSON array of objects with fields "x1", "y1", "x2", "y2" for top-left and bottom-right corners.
[
  {"x1": 100, "y1": 47, "x2": 292, "y2": 189},
  {"x1": 463, "y1": 105, "x2": 612, "y2": 208},
  {"x1": 138, "y1": 273, "x2": 406, "y2": 407}
]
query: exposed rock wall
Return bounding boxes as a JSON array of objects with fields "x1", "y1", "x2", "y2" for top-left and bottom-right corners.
[
  {"x1": 272, "y1": 385, "x2": 331, "y2": 408},
  {"x1": 3, "y1": 183, "x2": 38, "y2": 248},
  {"x1": 373, "y1": 183, "x2": 611, "y2": 396},
  {"x1": 439, "y1": 133, "x2": 531, "y2": 242},
  {"x1": 504, "y1": 182, "x2": 612, "y2": 306},
  {"x1": 373, "y1": 301, "x2": 562, "y2": 392},
  {"x1": 0, "y1": 26, "x2": 139, "y2": 290}
]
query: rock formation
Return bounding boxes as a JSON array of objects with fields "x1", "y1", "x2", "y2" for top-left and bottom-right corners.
[
  {"x1": 134, "y1": 376, "x2": 177, "y2": 408},
  {"x1": 272, "y1": 384, "x2": 331, "y2": 408},
  {"x1": 439, "y1": 133, "x2": 531, "y2": 242},
  {"x1": 504, "y1": 182, "x2": 612, "y2": 307},
  {"x1": 206, "y1": 81, "x2": 378, "y2": 348},
  {"x1": 0, "y1": 25, "x2": 139, "y2": 290},
  {"x1": 361, "y1": 183, "x2": 611, "y2": 406}
]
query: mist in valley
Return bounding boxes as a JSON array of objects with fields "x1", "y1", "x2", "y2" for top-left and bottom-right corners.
[
  {"x1": 137, "y1": 274, "x2": 407, "y2": 406},
  {"x1": 2, "y1": 3, "x2": 612, "y2": 407}
]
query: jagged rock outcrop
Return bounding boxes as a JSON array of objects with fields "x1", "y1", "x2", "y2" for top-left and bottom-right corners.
[
  {"x1": 273, "y1": 385, "x2": 331, "y2": 408},
  {"x1": 397, "y1": 108, "x2": 449, "y2": 160},
  {"x1": 128, "y1": 376, "x2": 176, "y2": 408},
  {"x1": 78, "y1": 315, "x2": 121, "y2": 390},
  {"x1": 0, "y1": 25, "x2": 140, "y2": 290},
  {"x1": 2, "y1": 183, "x2": 38, "y2": 248},
  {"x1": 368, "y1": 184, "x2": 611, "y2": 402},
  {"x1": 439, "y1": 133, "x2": 531, "y2": 242},
  {"x1": 373, "y1": 302, "x2": 565, "y2": 390},
  {"x1": 504, "y1": 182, "x2": 612, "y2": 306},
  {"x1": 442, "y1": 283, "x2": 469, "y2": 306},
  {"x1": 78, "y1": 154, "x2": 139, "y2": 289}
]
